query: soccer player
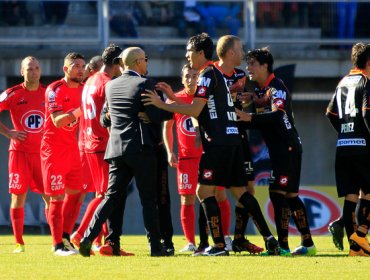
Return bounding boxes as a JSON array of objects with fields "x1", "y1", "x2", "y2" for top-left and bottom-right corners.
[
  {"x1": 41, "y1": 52, "x2": 85, "y2": 256},
  {"x1": 71, "y1": 44, "x2": 134, "y2": 256},
  {"x1": 326, "y1": 42, "x2": 370, "y2": 257},
  {"x1": 161, "y1": 64, "x2": 201, "y2": 252},
  {"x1": 236, "y1": 47, "x2": 316, "y2": 256},
  {"x1": 214, "y1": 35, "x2": 263, "y2": 254},
  {"x1": 0, "y1": 56, "x2": 49, "y2": 253},
  {"x1": 143, "y1": 33, "x2": 279, "y2": 256},
  {"x1": 83, "y1": 55, "x2": 103, "y2": 82}
]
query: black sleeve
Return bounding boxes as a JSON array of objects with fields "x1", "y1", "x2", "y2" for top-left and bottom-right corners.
[
  {"x1": 100, "y1": 101, "x2": 111, "y2": 128},
  {"x1": 362, "y1": 81, "x2": 370, "y2": 133},
  {"x1": 325, "y1": 93, "x2": 340, "y2": 132},
  {"x1": 249, "y1": 109, "x2": 285, "y2": 128},
  {"x1": 142, "y1": 78, "x2": 173, "y2": 123}
]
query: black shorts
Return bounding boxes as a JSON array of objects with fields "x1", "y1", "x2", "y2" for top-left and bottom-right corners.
[
  {"x1": 269, "y1": 150, "x2": 301, "y2": 193},
  {"x1": 335, "y1": 154, "x2": 370, "y2": 197},
  {"x1": 240, "y1": 134, "x2": 255, "y2": 182},
  {"x1": 198, "y1": 145, "x2": 247, "y2": 187}
]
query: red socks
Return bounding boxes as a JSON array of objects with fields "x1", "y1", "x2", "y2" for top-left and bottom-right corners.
[
  {"x1": 62, "y1": 193, "x2": 82, "y2": 235},
  {"x1": 180, "y1": 204, "x2": 196, "y2": 244},
  {"x1": 10, "y1": 208, "x2": 24, "y2": 245},
  {"x1": 76, "y1": 197, "x2": 103, "y2": 236},
  {"x1": 49, "y1": 200, "x2": 63, "y2": 246},
  {"x1": 218, "y1": 199, "x2": 231, "y2": 236}
]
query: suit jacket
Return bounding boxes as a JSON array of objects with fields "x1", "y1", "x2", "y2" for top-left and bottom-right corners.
[{"x1": 104, "y1": 70, "x2": 166, "y2": 161}]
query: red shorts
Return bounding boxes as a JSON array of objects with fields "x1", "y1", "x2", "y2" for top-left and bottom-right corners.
[
  {"x1": 86, "y1": 152, "x2": 108, "y2": 195},
  {"x1": 41, "y1": 144, "x2": 82, "y2": 196},
  {"x1": 177, "y1": 157, "x2": 200, "y2": 195},
  {"x1": 80, "y1": 151, "x2": 94, "y2": 193},
  {"x1": 8, "y1": 151, "x2": 44, "y2": 195}
]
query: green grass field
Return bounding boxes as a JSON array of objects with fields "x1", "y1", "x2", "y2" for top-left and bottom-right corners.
[{"x1": 0, "y1": 235, "x2": 368, "y2": 279}]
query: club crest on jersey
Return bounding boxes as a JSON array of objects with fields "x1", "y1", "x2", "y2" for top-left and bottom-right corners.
[
  {"x1": 48, "y1": 91, "x2": 56, "y2": 102},
  {"x1": 279, "y1": 176, "x2": 288, "y2": 186},
  {"x1": 21, "y1": 110, "x2": 44, "y2": 133},
  {"x1": 179, "y1": 115, "x2": 196, "y2": 136},
  {"x1": 197, "y1": 86, "x2": 206, "y2": 97},
  {"x1": 202, "y1": 169, "x2": 213, "y2": 180}
]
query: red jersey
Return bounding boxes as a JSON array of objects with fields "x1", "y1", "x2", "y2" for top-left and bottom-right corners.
[
  {"x1": 0, "y1": 83, "x2": 45, "y2": 153},
  {"x1": 80, "y1": 72, "x2": 110, "y2": 153},
  {"x1": 172, "y1": 89, "x2": 202, "y2": 159},
  {"x1": 42, "y1": 79, "x2": 83, "y2": 149}
]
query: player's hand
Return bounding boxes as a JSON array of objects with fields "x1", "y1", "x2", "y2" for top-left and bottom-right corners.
[
  {"x1": 138, "y1": 112, "x2": 150, "y2": 124},
  {"x1": 253, "y1": 92, "x2": 270, "y2": 107},
  {"x1": 142, "y1": 89, "x2": 164, "y2": 108},
  {"x1": 9, "y1": 130, "x2": 27, "y2": 142},
  {"x1": 168, "y1": 152, "x2": 178, "y2": 168},
  {"x1": 239, "y1": 92, "x2": 253, "y2": 103},
  {"x1": 156, "y1": 82, "x2": 175, "y2": 99},
  {"x1": 235, "y1": 108, "x2": 252, "y2": 122}
]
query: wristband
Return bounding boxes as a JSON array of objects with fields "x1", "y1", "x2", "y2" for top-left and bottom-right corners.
[{"x1": 72, "y1": 107, "x2": 82, "y2": 118}]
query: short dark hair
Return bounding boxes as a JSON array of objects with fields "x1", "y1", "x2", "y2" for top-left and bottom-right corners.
[
  {"x1": 64, "y1": 52, "x2": 85, "y2": 66},
  {"x1": 181, "y1": 63, "x2": 197, "y2": 77},
  {"x1": 351, "y1": 42, "x2": 370, "y2": 69},
  {"x1": 102, "y1": 43, "x2": 123, "y2": 66},
  {"x1": 246, "y1": 47, "x2": 274, "y2": 73},
  {"x1": 88, "y1": 56, "x2": 103, "y2": 71},
  {"x1": 187, "y1": 33, "x2": 214, "y2": 60}
]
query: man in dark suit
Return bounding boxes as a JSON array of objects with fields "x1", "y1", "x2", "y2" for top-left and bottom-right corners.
[{"x1": 79, "y1": 47, "x2": 168, "y2": 257}]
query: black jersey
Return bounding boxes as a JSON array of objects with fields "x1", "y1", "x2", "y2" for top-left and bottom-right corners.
[
  {"x1": 251, "y1": 73, "x2": 302, "y2": 157},
  {"x1": 194, "y1": 62, "x2": 241, "y2": 148},
  {"x1": 326, "y1": 69, "x2": 370, "y2": 156}
]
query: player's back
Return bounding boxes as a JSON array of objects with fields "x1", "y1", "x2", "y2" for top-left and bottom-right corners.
[
  {"x1": 81, "y1": 72, "x2": 111, "y2": 153},
  {"x1": 330, "y1": 70, "x2": 370, "y2": 156}
]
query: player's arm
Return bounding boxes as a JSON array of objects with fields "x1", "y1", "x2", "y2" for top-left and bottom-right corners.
[
  {"x1": 325, "y1": 92, "x2": 340, "y2": 132},
  {"x1": 100, "y1": 101, "x2": 111, "y2": 128},
  {"x1": 0, "y1": 121, "x2": 27, "y2": 141},
  {"x1": 51, "y1": 108, "x2": 81, "y2": 128},
  {"x1": 142, "y1": 89, "x2": 205, "y2": 118},
  {"x1": 163, "y1": 119, "x2": 178, "y2": 168},
  {"x1": 155, "y1": 82, "x2": 184, "y2": 104},
  {"x1": 362, "y1": 82, "x2": 370, "y2": 132}
]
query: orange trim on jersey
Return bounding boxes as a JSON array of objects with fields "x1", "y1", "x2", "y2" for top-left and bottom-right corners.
[
  {"x1": 214, "y1": 61, "x2": 235, "y2": 77},
  {"x1": 261, "y1": 73, "x2": 275, "y2": 89},
  {"x1": 350, "y1": 68, "x2": 367, "y2": 76},
  {"x1": 326, "y1": 109, "x2": 338, "y2": 116},
  {"x1": 199, "y1": 61, "x2": 214, "y2": 74},
  {"x1": 276, "y1": 107, "x2": 286, "y2": 114}
]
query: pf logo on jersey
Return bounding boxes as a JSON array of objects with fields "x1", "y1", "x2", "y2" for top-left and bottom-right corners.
[
  {"x1": 197, "y1": 86, "x2": 206, "y2": 97},
  {"x1": 202, "y1": 169, "x2": 213, "y2": 180},
  {"x1": 179, "y1": 115, "x2": 196, "y2": 136},
  {"x1": 21, "y1": 110, "x2": 44, "y2": 133}
]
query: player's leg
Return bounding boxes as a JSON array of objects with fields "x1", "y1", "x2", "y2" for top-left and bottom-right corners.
[
  {"x1": 72, "y1": 152, "x2": 106, "y2": 248},
  {"x1": 156, "y1": 145, "x2": 174, "y2": 254},
  {"x1": 80, "y1": 158, "x2": 133, "y2": 257},
  {"x1": 179, "y1": 194, "x2": 197, "y2": 252},
  {"x1": 177, "y1": 157, "x2": 199, "y2": 252},
  {"x1": 197, "y1": 184, "x2": 227, "y2": 256},
  {"x1": 231, "y1": 187, "x2": 280, "y2": 256},
  {"x1": 349, "y1": 161, "x2": 370, "y2": 255},
  {"x1": 215, "y1": 187, "x2": 232, "y2": 250},
  {"x1": 8, "y1": 151, "x2": 28, "y2": 253}
]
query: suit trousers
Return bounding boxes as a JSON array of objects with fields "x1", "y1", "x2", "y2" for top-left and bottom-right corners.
[{"x1": 85, "y1": 148, "x2": 162, "y2": 251}]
